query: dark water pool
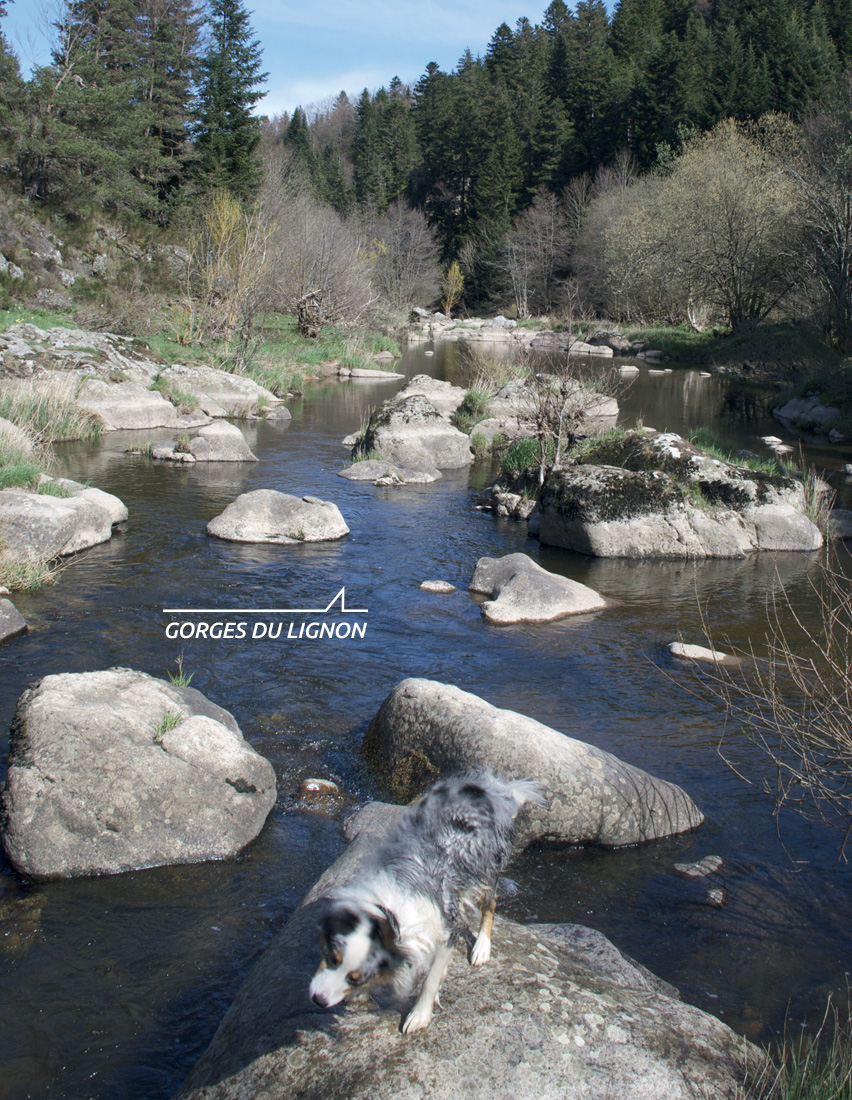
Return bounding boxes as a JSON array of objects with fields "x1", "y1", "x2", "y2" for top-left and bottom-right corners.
[{"x1": 1, "y1": 342, "x2": 851, "y2": 1099}]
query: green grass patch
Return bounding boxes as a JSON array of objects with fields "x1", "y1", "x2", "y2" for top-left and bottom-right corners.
[
  {"x1": 453, "y1": 387, "x2": 492, "y2": 434},
  {"x1": 687, "y1": 427, "x2": 783, "y2": 474},
  {"x1": 621, "y1": 321, "x2": 839, "y2": 374},
  {"x1": 500, "y1": 435, "x2": 553, "y2": 477},
  {"x1": 0, "y1": 555, "x2": 63, "y2": 592},
  {"x1": 0, "y1": 384, "x2": 102, "y2": 444},
  {"x1": 0, "y1": 306, "x2": 76, "y2": 332}
]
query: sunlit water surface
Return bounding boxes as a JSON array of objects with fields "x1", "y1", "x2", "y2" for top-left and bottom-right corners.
[{"x1": 1, "y1": 342, "x2": 851, "y2": 1099}]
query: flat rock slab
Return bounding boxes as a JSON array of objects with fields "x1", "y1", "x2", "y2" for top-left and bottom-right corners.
[
  {"x1": 0, "y1": 598, "x2": 27, "y2": 643},
  {"x1": 0, "y1": 669, "x2": 276, "y2": 879},
  {"x1": 470, "y1": 553, "x2": 607, "y2": 624},
  {"x1": 207, "y1": 490, "x2": 349, "y2": 544},
  {"x1": 175, "y1": 803, "x2": 759, "y2": 1100},
  {"x1": 363, "y1": 678, "x2": 703, "y2": 846},
  {"x1": 189, "y1": 422, "x2": 257, "y2": 463},
  {"x1": 159, "y1": 364, "x2": 280, "y2": 416},
  {"x1": 668, "y1": 642, "x2": 735, "y2": 664},
  {"x1": 338, "y1": 460, "x2": 441, "y2": 485},
  {"x1": 75, "y1": 378, "x2": 178, "y2": 430},
  {"x1": 420, "y1": 580, "x2": 456, "y2": 593}
]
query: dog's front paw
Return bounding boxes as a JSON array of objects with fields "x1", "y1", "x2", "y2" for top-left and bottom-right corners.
[
  {"x1": 470, "y1": 935, "x2": 491, "y2": 967},
  {"x1": 401, "y1": 1003, "x2": 433, "y2": 1033}
]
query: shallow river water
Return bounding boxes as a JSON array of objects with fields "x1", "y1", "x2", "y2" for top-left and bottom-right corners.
[{"x1": 1, "y1": 341, "x2": 851, "y2": 1099}]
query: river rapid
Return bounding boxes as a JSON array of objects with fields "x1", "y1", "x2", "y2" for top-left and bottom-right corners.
[{"x1": 1, "y1": 340, "x2": 851, "y2": 1099}]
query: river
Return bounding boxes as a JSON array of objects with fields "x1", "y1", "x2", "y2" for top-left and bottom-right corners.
[{"x1": 0, "y1": 339, "x2": 850, "y2": 1099}]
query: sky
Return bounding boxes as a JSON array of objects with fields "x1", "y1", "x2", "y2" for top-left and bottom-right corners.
[{"x1": 4, "y1": 0, "x2": 577, "y2": 119}]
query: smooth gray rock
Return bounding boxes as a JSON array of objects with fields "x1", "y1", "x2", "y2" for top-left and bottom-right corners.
[
  {"x1": 537, "y1": 430, "x2": 822, "y2": 558},
  {"x1": 773, "y1": 394, "x2": 841, "y2": 434},
  {"x1": 75, "y1": 378, "x2": 178, "y2": 430},
  {"x1": 470, "y1": 553, "x2": 607, "y2": 624},
  {"x1": 41, "y1": 477, "x2": 129, "y2": 526},
  {"x1": 363, "y1": 678, "x2": 703, "y2": 846},
  {"x1": 159, "y1": 364, "x2": 280, "y2": 417},
  {"x1": 358, "y1": 394, "x2": 473, "y2": 469},
  {"x1": 189, "y1": 421, "x2": 257, "y2": 463},
  {"x1": 0, "y1": 598, "x2": 27, "y2": 643},
  {"x1": 338, "y1": 459, "x2": 441, "y2": 485},
  {"x1": 829, "y1": 508, "x2": 852, "y2": 540},
  {"x1": 396, "y1": 374, "x2": 468, "y2": 419},
  {"x1": 207, "y1": 490, "x2": 349, "y2": 543},
  {"x1": 175, "y1": 803, "x2": 759, "y2": 1100},
  {"x1": 0, "y1": 669, "x2": 276, "y2": 879},
  {"x1": 0, "y1": 487, "x2": 121, "y2": 562}
]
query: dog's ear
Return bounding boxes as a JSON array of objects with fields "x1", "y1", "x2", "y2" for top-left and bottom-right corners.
[{"x1": 371, "y1": 906, "x2": 401, "y2": 952}]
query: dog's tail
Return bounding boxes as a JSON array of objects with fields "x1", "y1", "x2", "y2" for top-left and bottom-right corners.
[{"x1": 504, "y1": 777, "x2": 547, "y2": 813}]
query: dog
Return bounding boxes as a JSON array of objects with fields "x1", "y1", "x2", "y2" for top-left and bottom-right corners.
[{"x1": 308, "y1": 770, "x2": 545, "y2": 1033}]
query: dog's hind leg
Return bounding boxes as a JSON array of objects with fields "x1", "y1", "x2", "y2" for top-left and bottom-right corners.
[
  {"x1": 401, "y1": 942, "x2": 453, "y2": 1034},
  {"x1": 470, "y1": 891, "x2": 497, "y2": 967}
]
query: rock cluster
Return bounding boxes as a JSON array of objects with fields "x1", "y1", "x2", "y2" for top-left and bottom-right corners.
[{"x1": 530, "y1": 430, "x2": 822, "y2": 558}]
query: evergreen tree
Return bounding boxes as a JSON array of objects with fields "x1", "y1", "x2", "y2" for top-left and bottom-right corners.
[
  {"x1": 194, "y1": 0, "x2": 267, "y2": 200},
  {"x1": 0, "y1": 0, "x2": 25, "y2": 170},
  {"x1": 353, "y1": 88, "x2": 385, "y2": 209}
]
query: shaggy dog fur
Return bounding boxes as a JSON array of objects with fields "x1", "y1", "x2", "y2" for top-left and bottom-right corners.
[{"x1": 309, "y1": 770, "x2": 545, "y2": 1032}]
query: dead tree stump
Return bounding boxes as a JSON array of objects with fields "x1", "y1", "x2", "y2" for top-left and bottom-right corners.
[{"x1": 297, "y1": 291, "x2": 323, "y2": 338}]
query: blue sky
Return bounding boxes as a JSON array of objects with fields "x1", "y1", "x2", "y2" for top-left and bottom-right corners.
[{"x1": 5, "y1": 0, "x2": 571, "y2": 118}]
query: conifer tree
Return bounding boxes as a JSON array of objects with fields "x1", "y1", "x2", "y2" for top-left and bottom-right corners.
[{"x1": 194, "y1": 0, "x2": 267, "y2": 200}]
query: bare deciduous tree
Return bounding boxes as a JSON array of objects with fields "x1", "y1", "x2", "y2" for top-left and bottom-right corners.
[
  {"x1": 700, "y1": 550, "x2": 852, "y2": 858},
  {"x1": 368, "y1": 198, "x2": 440, "y2": 311},
  {"x1": 503, "y1": 187, "x2": 571, "y2": 318}
]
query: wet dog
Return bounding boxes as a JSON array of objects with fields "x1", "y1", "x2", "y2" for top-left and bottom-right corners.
[{"x1": 309, "y1": 770, "x2": 545, "y2": 1033}]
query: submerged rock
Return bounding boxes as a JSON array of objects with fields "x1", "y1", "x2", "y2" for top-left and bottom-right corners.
[
  {"x1": 207, "y1": 490, "x2": 349, "y2": 544},
  {"x1": 338, "y1": 459, "x2": 442, "y2": 485},
  {"x1": 357, "y1": 393, "x2": 473, "y2": 470},
  {"x1": 537, "y1": 430, "x2": 822, "y2": 559},
  {"x1": 0, "y1": 598, "x2": 27, "y2": 644},
  {"x1": 175, "y1": 802, "x2": 759, "y2": 1100},
  {"x1": 0, "y1": 668, "x2": 276, "y2": 879},
  {"x1": 470, "y1": 552, "x2": 607, "y2": 624},
  {"x1": 363, "y1": 678, "x2": 703, "y2": 846}
]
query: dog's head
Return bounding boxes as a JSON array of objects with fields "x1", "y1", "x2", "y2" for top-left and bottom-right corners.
[{"x1": 309, "y1": 899, "x2": 402, "y2": 1009}]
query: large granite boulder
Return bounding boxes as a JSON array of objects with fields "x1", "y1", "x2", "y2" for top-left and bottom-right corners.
[
  {"x1": 74, "y1": 378, "x2": 178, "y2": 430},
  {"x1": 363, "y1": 678, "x2": 703, "y2": 846},
  {"x1": 537, "y1": 430, "x2": 822, "y2": 558},
  {"x1": 773, "y1": 394, "x2": 841, "y2": 435},
  {"x1": 158, "y1": 364, "x2": 281, "y2": 418},
  {"x1": 189, "y1": 422, "x2": 258, "y2": 462},
  {"x1": 207, "y1": 490, "x2": 349, "y2": 543},
  {"x1": 357, "y1": 394, "x2": 473, "y2": 469},
  {"x1": 0, "y1": 483, "x2": 126, "y2": 563},
  {"x1": 174, "y1": 803, "x2": 760, "y2": 1100},
  {"x1": 469, "y1": 553, "x2": 607, "y2": 624},
  {"x1": 0, "y1": 669, "x2": 276, "y2": 879}
]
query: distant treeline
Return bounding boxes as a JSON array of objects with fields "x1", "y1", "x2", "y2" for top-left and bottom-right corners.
[{"x1": 272, "y1": 0, "x2": 852, "y2": 258}]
